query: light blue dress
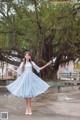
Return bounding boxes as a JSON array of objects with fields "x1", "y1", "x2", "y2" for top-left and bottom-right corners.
[{"x1": 6, "y1": 60, "x2": 50, "y2": 98}]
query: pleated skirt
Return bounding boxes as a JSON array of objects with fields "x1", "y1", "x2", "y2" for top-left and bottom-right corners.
[{"x1": 6, "y1": 71, "x2": 50, "y2": 98}]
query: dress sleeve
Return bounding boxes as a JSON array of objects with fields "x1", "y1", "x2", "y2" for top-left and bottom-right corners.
[
  {"x1": 16, "y1": 62, "x2": 23, "y2": 76},
  {"x1": 32, "y1": 61, "x2": 41, "y2": 73}
]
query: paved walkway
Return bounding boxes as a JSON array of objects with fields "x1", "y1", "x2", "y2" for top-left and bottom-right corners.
[{"x1": 0, "y1": 87, "x2": 80, "y2": 120}]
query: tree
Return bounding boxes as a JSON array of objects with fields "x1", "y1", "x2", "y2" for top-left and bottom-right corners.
[{"x1": 0, "y1": 0, "x2": 80, "y2": 78}]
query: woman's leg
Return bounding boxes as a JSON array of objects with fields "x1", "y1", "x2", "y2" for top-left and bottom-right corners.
[
  {"x1": 28, "y1": 98, "x2": 32, "y2": 114},
  {"x1": 24, "y1": 98, "x2": 32, "y2": 114},
  {"x1": 24, "y1": 98, "x2": 28, "y2": 113}
]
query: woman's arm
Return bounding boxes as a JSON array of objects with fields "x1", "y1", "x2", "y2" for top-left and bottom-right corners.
[
  {"x1": 8, "y1": 68, "x2": 17, "y2": 73},
  {"x1": 16, "y1": 62, "x2": 23, "y2": 76},
  {"x1": 8, "y1": 62, "x2": 23, "y2": 74},
  {"x1": 32, "y1": 60, "x2": 52, "y2": 73},
  {"x1": 40, "y1": 60, "x2": 52, "y2": 70}
]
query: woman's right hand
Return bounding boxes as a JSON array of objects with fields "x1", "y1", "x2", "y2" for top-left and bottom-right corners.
[{"x1": 8, "y1": 67, "x2": 17, "y2": 72}]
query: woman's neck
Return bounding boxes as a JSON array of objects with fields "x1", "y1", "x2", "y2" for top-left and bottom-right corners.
[{"x1": 26, "y1": 59, "x2": 30, "y2": 61}]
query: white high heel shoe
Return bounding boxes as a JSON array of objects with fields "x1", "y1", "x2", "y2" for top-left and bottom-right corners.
[
  {"x1": 25, "y1": 110, "x2": 32, "y2": 115},
  {"x1": 25, "y1": 112, "x2": 28, "y2": 115},
  {"x1": 25, "y1": 112, "x2": 32, "y2": 115},
  {"x1": 28, "y1": 112, "x2": 32, "y2": 115}
]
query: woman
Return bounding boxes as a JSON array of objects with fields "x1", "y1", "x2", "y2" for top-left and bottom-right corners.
[{"x1": 6, "y1": 51, "x2": 52, "y2": 115}]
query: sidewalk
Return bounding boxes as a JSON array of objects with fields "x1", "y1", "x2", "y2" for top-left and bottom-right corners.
[{"x1": 0, "y1": 87, "x2": 80, "y2": 120}]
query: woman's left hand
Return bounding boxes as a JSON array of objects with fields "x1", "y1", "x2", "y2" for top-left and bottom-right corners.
[
  {"x1": 40, "y1": 60, "x2": 52, "y2": 71},
  {"x1": 46, "y1": 60, "x2": 52, "y2": 66}
]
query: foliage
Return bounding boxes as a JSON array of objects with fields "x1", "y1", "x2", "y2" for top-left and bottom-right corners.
[{"x1": 0, "y1": 0, "x2": 80, "y2": 78}]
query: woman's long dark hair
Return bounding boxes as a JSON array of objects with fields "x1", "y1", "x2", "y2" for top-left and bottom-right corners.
[{"x1": 22, "y1": 51, "x2": 33, "y2": 73}]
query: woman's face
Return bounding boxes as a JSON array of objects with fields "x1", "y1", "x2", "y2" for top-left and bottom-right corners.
[{"x1": 25, "y1": 53, "x2": 31, "y2": 60}]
